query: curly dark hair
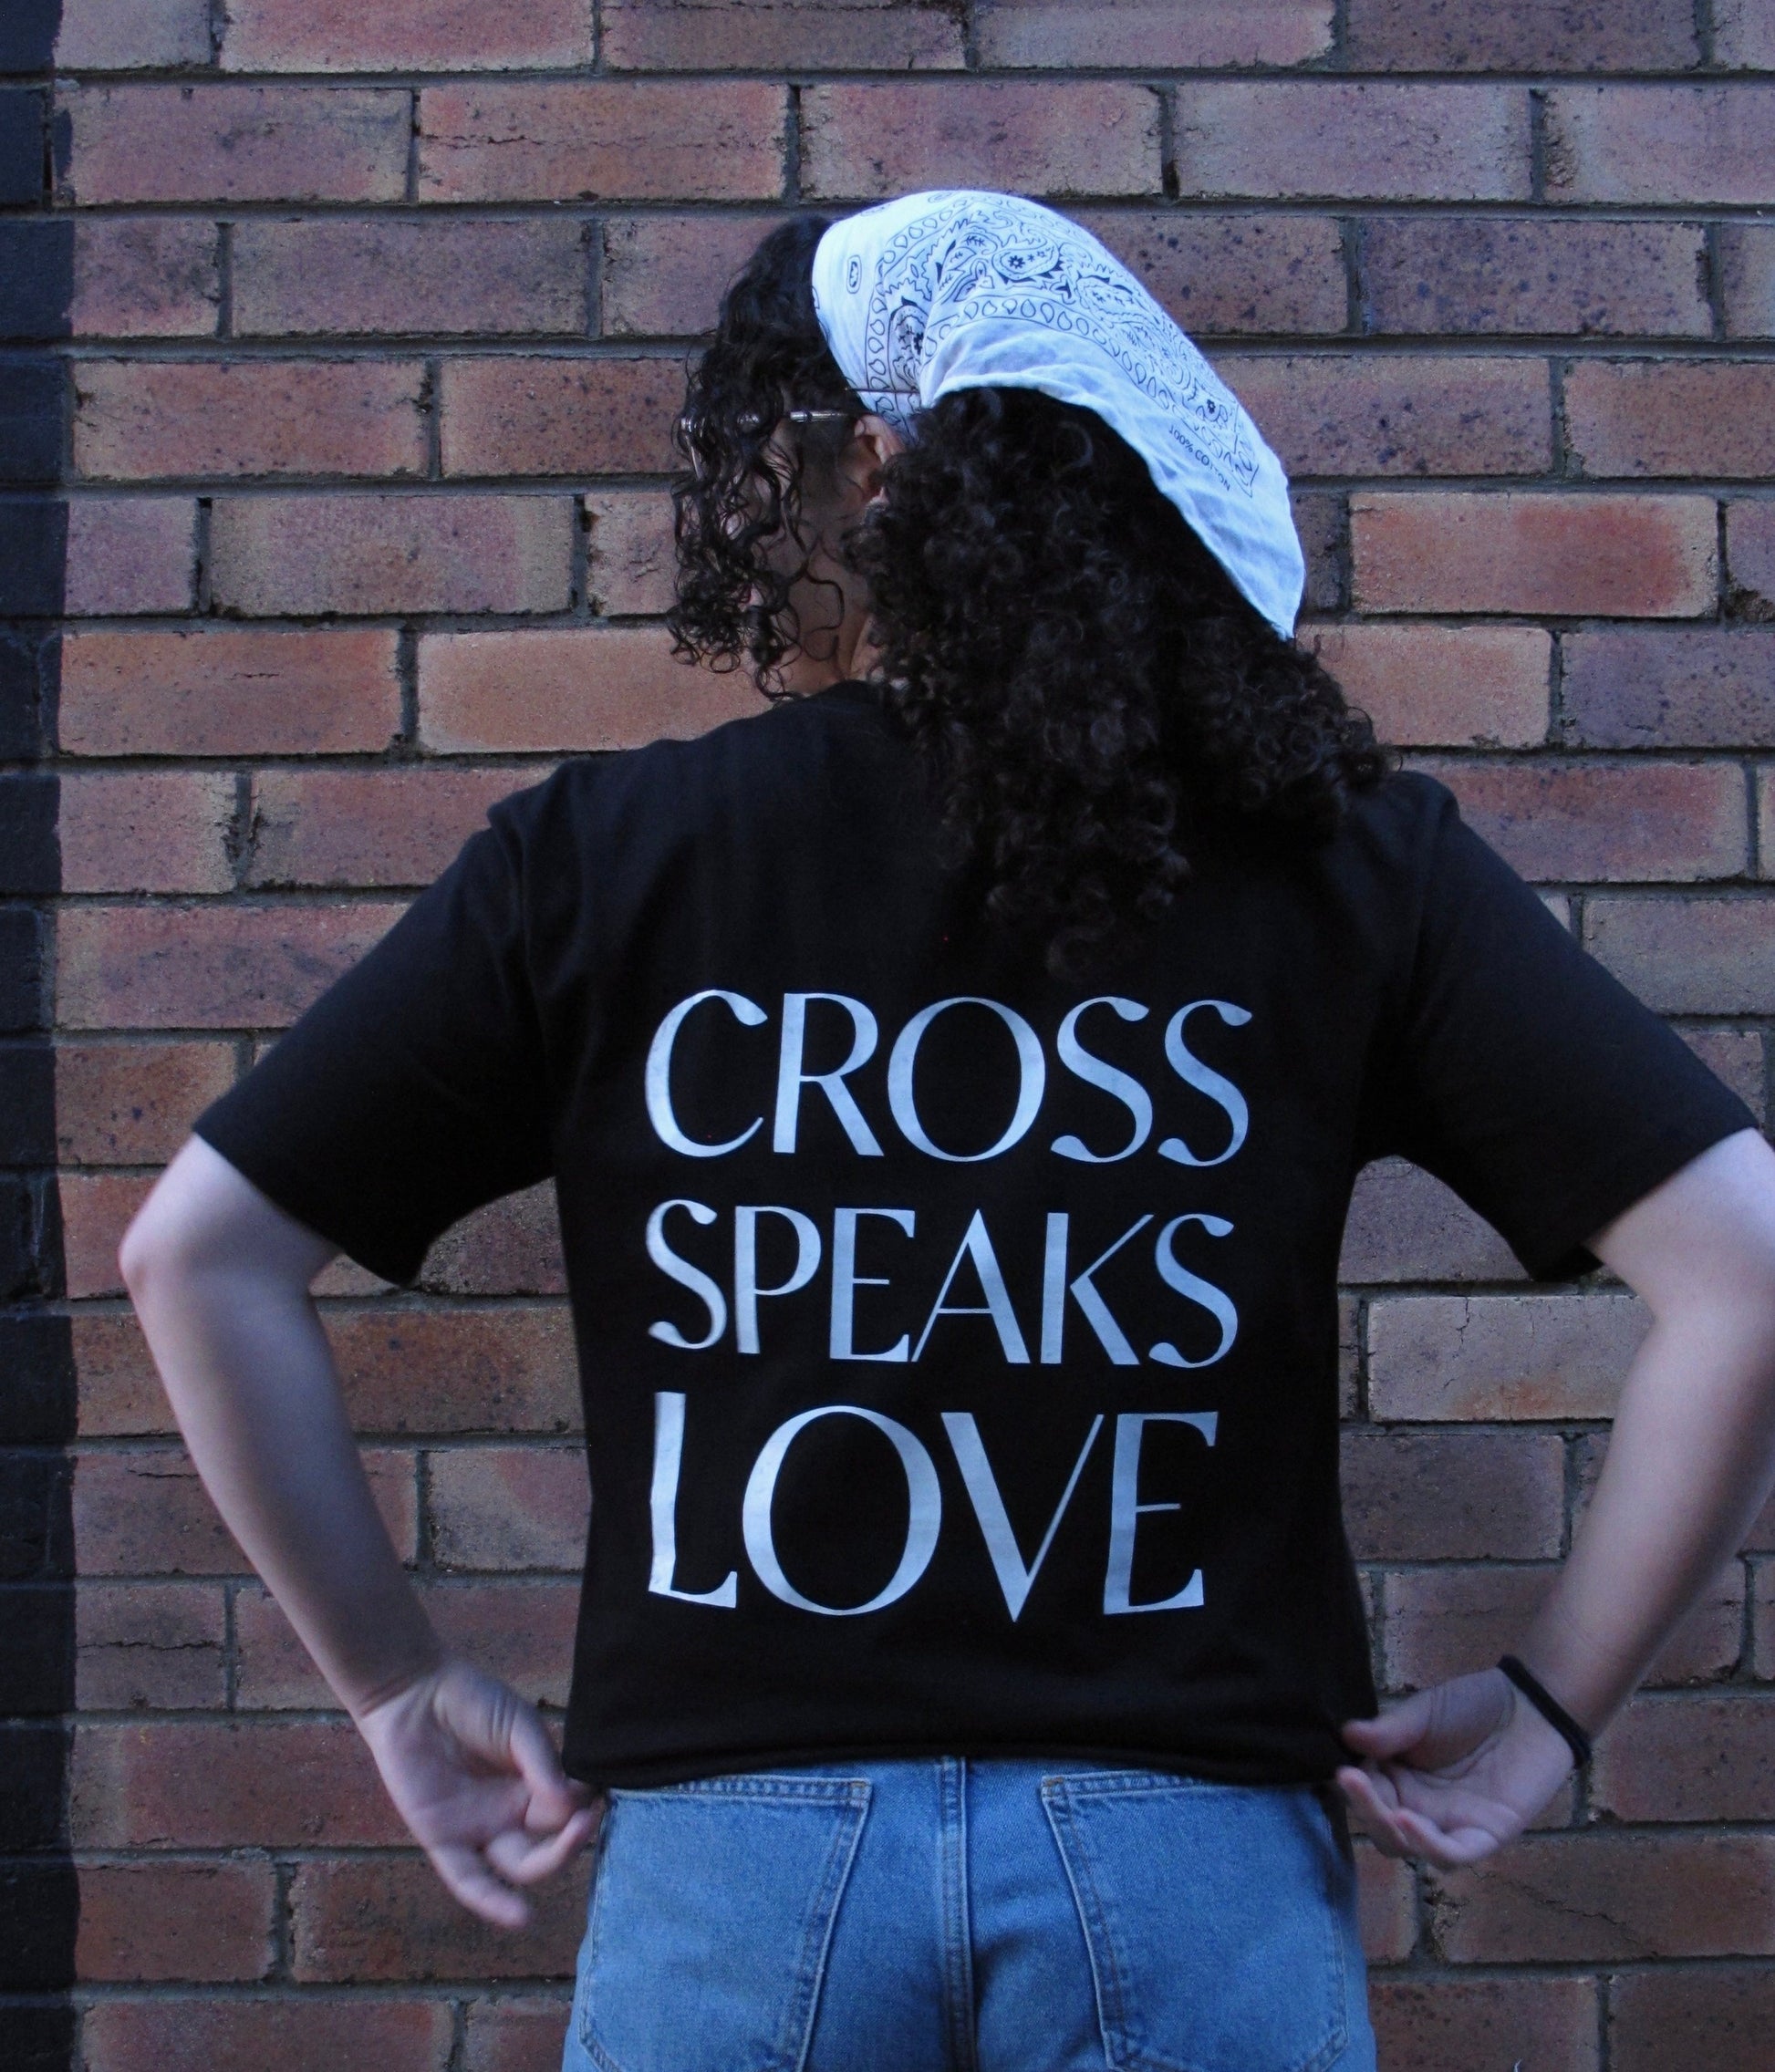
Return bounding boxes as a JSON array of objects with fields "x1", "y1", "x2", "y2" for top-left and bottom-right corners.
[{"x1": 668, "y1": 212, "x2": 1394, "y2": 976}]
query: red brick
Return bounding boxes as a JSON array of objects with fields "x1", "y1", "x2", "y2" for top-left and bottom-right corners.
[
  {"x1": 1346, "y1": 0, "x2": 1695, "y2": 67},
  {"x1": 1382, "y1": 1563, "x2": 1743, "y2": 1694},
  {"x1": 1429, "y1": 1832, "x2": 1775, "y2": 1962},
  {"x1": 77, "y1": 1579, "x2": 227, "y2": 1708},
  {"x1": 59, "y1": 628, "x2": 401, "y2": 758},
  {"x1": 1307, "y1": 625, "x2": 1549, "y2": 750},
  {"x1": 1351, "y1": 491, "x2": 1718, "y2": 616},
  {"x1": 1727, "y1": 499, "x2": 1775, "y2": 614},
  {"x1": 236, "y1": 1576, "x2": 579, "y2": 1709},
  {"x1": 1216, "y1": 354, "x2": 1550, "y2": 478},
  {"x1": 1415, "y1": 755, "x2": 1748, "y2": 883},
  {"x1": 223, "y1": 0, "x2": 590, "y2": 68},
  {"x1": 1563, "y1": 629, "x2": 1775, "y2": 748},
  {"x1": 417, "y1": 82, "x2": 786, "y2": 205},
  {"x1": 59, "y1": 85, "x2": 410, "y2": 206},
  {"x1": 585, "y1": 489, "x2": 676, "y2": 615},
  {"x1": 74, "y1": 359, "x2": 427, "y2": 482},
  {"x1": 71, "y1": 220, "x2": 220, "y2": 338},
  {"x1": 418, "y1": 1184, "x2": 567, "y2": 1297},
  {"x1": 75, "y1": 1311, "x2": 177, "y2": 1437},
  {"x1": 65, "y1": 496, "x2": 197, "y2": 615},
  {"x1": 1720, "y1": 224, "x2": 1775, "y2": 338},
  {"x1": 57, "y1": 1041, "x2": 235, "y2": 1166},
  {"x1": 1612, "y1": 1967, "x2": 1775, "y2": 2072},
  {"x1": 1361, "y1": 217, "x2": 1708, "y2": 339},
  {"x1": 1545, "y1": 86, "x2": 1775, "y2": 206},
  {"x1": 57, "y1": 0, "x2": 212, "y2": 67},
  {"x1": 1585, "y1": 896, "x2": 1775, "y2": 1014},
  {"x1": 440, "y1": 357, "x2": 680, "y2": 479},
  {"x1": 1367, "y1": 1291, "x2": 1646, "y2": 1422},
  {"x1": 462, "y1": 1998, "x2": 574, "y2": 2072},
  {"x1": 78, "y1": 1860, "x2": 275, "y2": 1982},
  {"x1": 427, "y1": 1445, "x2": 589, "y2": 1571},
  {"x1": 1356, "y1": 1843, "x2": 1417, "y2": 1964},
  {"x1": 600, "y1": 213, "x2": 782, "y2": 339},
  {"x1": 210, "y1": 495, "x2": 575, "y2": 616},
  {"x1": 1566, "y1": 360, "x2": 1775, "y2": 480},
  {"x1": 1073, "y1": 211, "x2": 1346, "y2": 337},
  {"x1": 61, "y1": 1169, "x2": 152, "y2": 1297},
  {"x1": 1682, "y1": 1028, "x2": 1764, "y2": 1120},
  {"x1": 1339, "y1": 1157, "x2": 1525, "y2": 1283},
  {"x1": 73, "y1": 1445, "x2": 416, "y2": 1573},
  {"x1": 80, "y1": 1999, "x2": 452, "y2": 2072},
  {"x1": 291, "y1": 1854, "x2": 589, "y2": 1982},
  {"x1": 324, "y1": 1303, "x2": 581, "y2": 1437},
  {"x1": 1293, "y1": 490, "x2": 1345, "y2": 614},
  {"x1": 1718, "y1": 0, "x2": 1775, "y2": 66},
  {"x1": 233, "y1": 220, "x2": 587, "y2": 340},
  {"x1": 59, "y1": 770, "x2": 236, "y2": 895},
  {"x1": 800, "y1": 82, "x2": 1161, "y2": 202},
  {"x1": 978, "y1": 0, "x2": 1331, "y2": 65},
  {"x1": 1341, "y1": 1430, "x2": 1565, "y2": 1561},
  {"x1": 1593, "y1": 1694, "x2": 1775, "y2": 1822},
  {"x1": 1371, "y1": 1976, "x2": 1599, "y2": 2072},
  {"x1": 418, "y1": 630, "x2": 757, "y2": 753},
  {"x1": 71, "y1": 1717, "x2": 406, "y2": 1847},
  {"x1": 57, "y1": 900, "x2": 407, "y2": 1031},
  {"x1": 1172, "y1": 82, "x2": 1530, "y2": 202},
  {"x1": 605, "y1": 0, "x2": 965, "y2": 68},
  {"x1": 247, "y1": 766, "x2": 535, "y2": 890}
]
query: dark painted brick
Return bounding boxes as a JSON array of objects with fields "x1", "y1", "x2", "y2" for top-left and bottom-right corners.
[
  {"x1": 0, "y1": 223, "x2": 72, "y2": 340},
  {"x1": 0, "y1": 357, "x2": 65, "y2": 484},
  {"x1": 0, "y1": 1865, "x2": 78, "y2": 1990},
  {"x1": 0, "y1": 2006, "x2": 75, "y2": 2072},
  {"x1": 0, "y1": 773, "x2": 57, "y2": 896},
  {"x1": 0, "y1": 1044, "x2": 54, "y2": 1163},
  {"x1": 0, "y1": 1584, "x2": 73, "y2": 1715},
  {"x1": 0, "y1": 1453, "x2": 70, "y2": 1581},
  {"x1": 0, "y1": 1725, "x2": 67, "y2": 1852},
  {"x1": 0, "y1": 911, "x2": 48, "y2": 1032},
  {"x1": 0, "y1": 631, "x2": 47, "y2": 761},
  {"x1": 0, "y1": 501, "x2": 64, "y2": 615},
  {"x1": 0, "y1": 1317, "x2": 74, "y2": 1445},
  {"x1": 0, "y1": 89, "x2": 46, "y2": 205},
  {"x1": 0, "y1": 0, "x2": 59, "y2": 70}
]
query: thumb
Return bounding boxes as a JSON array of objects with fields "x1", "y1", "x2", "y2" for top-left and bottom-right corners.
[
  {"x1": 504, "y1": 1695, "x2": 590, "y2": 1831},
  {"x1": 1342, "y1": 1690, "x2": 1437, "y2": 1762}
]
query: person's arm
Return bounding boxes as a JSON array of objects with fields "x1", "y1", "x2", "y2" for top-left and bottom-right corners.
[
  {"x1": 1338, "y1": 1124, "x2": 1775, "y2": 1867},
  {"x1": 119, "y1": 1133, "x2": 599, "y2": 1925}
]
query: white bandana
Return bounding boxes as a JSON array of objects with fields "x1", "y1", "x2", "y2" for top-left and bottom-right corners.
[{"x1": 809, "y1": 190, "x2": 1304, "y2": 641}]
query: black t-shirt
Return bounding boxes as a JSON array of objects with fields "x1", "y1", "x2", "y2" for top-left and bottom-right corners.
[{"x1": 193, "y1": 680, "x2": 1754, "y2": 1788}]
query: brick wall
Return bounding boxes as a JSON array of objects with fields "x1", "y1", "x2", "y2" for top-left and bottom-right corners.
[{"x1": 3, "y1": 3, "x2": 1774, "y2": 2067}]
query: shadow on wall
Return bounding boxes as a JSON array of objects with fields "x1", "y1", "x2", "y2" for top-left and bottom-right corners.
[{"x1": 0, "y1": 5, "x2": 78, "y2": 2072}]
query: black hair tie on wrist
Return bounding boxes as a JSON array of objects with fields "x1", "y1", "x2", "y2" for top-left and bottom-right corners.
[{"x1": 1498, "y1": 1654, "x2": 1593, "y2": 1772}]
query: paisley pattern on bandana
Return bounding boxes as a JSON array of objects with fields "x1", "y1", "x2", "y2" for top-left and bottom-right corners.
[
  {"x1": 860, "y1": 192, "x2": 1260, "y2": 498},
  {"x1": 810, "y1": 190, "x2": 1304, "y2": 638}
]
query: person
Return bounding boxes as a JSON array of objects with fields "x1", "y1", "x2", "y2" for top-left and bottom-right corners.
[{"x1": 119, "y1": 192, "x2": 1775, "y2": 2072}]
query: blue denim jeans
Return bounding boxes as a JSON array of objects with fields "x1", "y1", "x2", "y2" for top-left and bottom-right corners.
[{"x1": 563, "y1": 1756, "x2": 1377, "y2": 2072}]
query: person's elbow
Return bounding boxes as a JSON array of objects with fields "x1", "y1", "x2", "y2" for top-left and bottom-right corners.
[{"x1": 119, "y1": 1134, "x2": 337, "y2": 1304}]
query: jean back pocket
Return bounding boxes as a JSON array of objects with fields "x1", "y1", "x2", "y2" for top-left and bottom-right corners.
[
  {"x1": 576, "y1": 1773, "x2": 870, "y2": 2072},
  {"x1": 1042, "y1": 1773, "x2": 1350, "y2": 2072}
]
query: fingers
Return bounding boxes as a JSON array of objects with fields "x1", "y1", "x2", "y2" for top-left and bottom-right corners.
[
  {"x1": 429, "y1": 1842, "x2": 533, "y2": 1931},
  {"x1": 1335, "y1": 1766, "x2": 1506, "y2": 1871},
  {"x1": 504, "y1": 1700, "x2": 592, "y2": 1832},
  {"x1": 485, "y1": 1802, "x2": 602, "y2": 1886},
  {"x1": 1340, "y1": 1690, "x2": 1437, "y2": 1762}
]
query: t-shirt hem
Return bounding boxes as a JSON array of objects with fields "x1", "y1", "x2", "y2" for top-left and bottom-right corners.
[
  {"x1": 564, "y1": 1735, "x2": 1344, "y2": 1794},
  {"x1": 1509, "y1": 1099, "x2": 1757, "y2": 1282}
]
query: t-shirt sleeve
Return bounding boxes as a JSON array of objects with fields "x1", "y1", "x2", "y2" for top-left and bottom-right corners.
[
  {"x1": 1363, "y1": 781, "x2": 1758, "y2": 1280},
  {"x1": 191, "y1": 803, "x2": 555, "y2": 1290}
]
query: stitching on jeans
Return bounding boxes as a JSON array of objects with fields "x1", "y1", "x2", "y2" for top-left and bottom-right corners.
[{"x1": 781, "y1": 1782, "x2": 872, "y2": 2072}]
